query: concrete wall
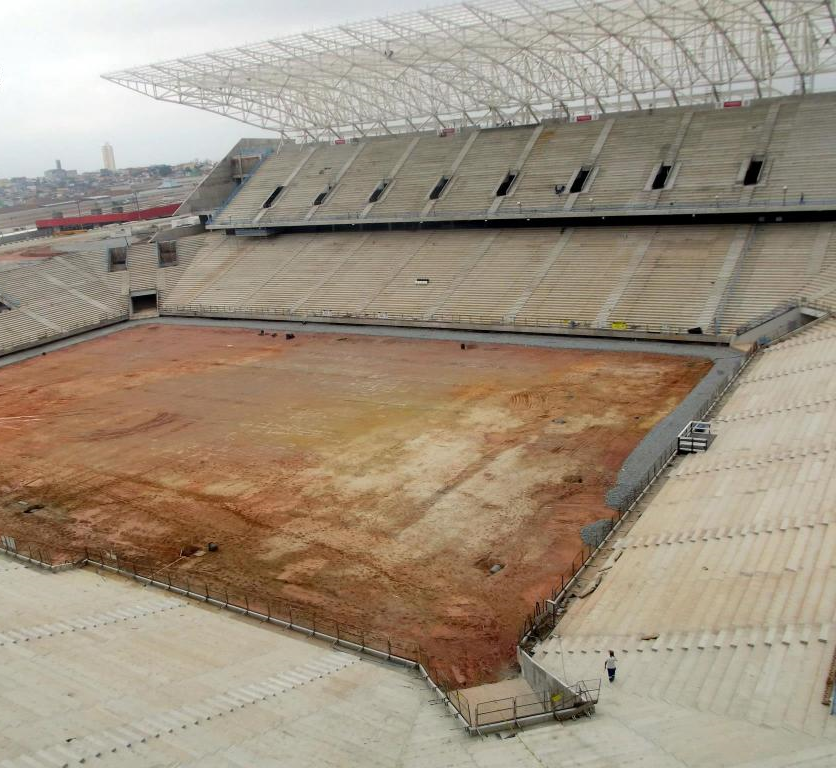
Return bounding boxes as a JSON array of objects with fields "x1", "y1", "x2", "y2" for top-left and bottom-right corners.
[
  {"x1": 734, "y1": 305, "x2": 821, "y2": 346},
  {"x1": 153, "y1": 223, "x2": 205, "y2": 242},
  {"x1": 177, "y1": 139, "x2": 280, "y2": 217},
  {"x1": 517, "y1": 648, "x2": 577, "y2": 703}
]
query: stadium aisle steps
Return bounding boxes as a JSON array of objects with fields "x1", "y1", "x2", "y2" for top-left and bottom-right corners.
[
  {"x1": 537, "y1": 319, "x2": 836, "y2": 743},
  {"x1": 214, "y1": 146, "x2": 308, "y2": 226},
  {"x1": 315, "y1": 137, "x2": 411, "y2": 218}
]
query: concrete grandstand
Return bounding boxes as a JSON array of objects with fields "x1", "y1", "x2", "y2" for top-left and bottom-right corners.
[{"x1": 2, "y1": 0, "x2": 836, "y2": 765}]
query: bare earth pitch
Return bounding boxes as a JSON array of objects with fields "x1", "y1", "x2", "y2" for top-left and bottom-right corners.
[{"x1": 0, "y1": 325, "x2": 710, "y2": 684}]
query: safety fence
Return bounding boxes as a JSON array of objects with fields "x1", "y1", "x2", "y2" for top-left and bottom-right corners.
[
  {"x1": 1, "y1": 533, "x2": 578, "y2": 734},
  {"x1": 473, "y1": 679, "x2": 600, "y2": 730},
  {"x1": 0, "y1": 534, "x2": 65, "y2": 569}
]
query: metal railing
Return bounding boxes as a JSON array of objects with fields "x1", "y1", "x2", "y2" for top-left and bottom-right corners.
[
  {"x1": 211, "y1": 195, "x2": 836, "y2": 229},
  {"x1": 0, "y1": 533, "x2": 60, "y2": 568},
  {"x1": 519, "y1": 340, "x2": 762, "y2": 645},
  {"x1": 0, "y1": 535, "x2": 474, "y2": 730},
  {"x1": 473, "y1": 678, "x2": 600, "y2": 730},
  {"x1": 0, "y1": 531, "x2": 601, "y2": 734}
]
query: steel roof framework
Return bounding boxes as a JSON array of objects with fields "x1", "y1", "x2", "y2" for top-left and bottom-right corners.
[{"x1": 103, "y1": 0, "x2": 836, "y2": 141}]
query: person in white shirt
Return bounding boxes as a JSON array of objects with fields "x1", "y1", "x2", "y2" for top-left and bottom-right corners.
[{"x1": 605, "y1": 650, "x2": 617, "y2": 683}]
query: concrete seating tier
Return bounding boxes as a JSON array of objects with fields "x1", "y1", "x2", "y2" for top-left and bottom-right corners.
[
  {"x1": 611, "y1": 225, "x2": 735, "y2": 330},
  {"x1": 209, "y1": 93, "x2": 836, "y2": 227},
  {"x1": 719, "y1": 223, "x2": 822, "y2": 333},
  {"x1": 0, "y1": 249, "x2": 128, "y2": 354},
  {"x1": 655, "y1": 102, "x2": 773, "y2": 207},
  {"x1": 539, "y1": 318, "x2": 836, "y2": 742},
  {"x1": 496, "y1": 121, "x2": 603, "y2": 212},
  {"x1": 155, "y1": 234, "x2": 209, "y2": 301},
  {"x1": 258, "y1": 143, "x2": 358, "y2": 223},
  {"x1": 0, "y1": 564, "x2": 432, "y2": 768},
  {"x1": 163, "y1": 223, "x2": 836, "y2": 337},
  {"x1": 372, "y1": 132, "x2": 470, "y2": 217},
  {"x1": 127, "y1": 243, "x2": 159, "y2": 292},
  {"x1": 214, "y1": 145, "x2": 307, "y2": 225},
  {"x1": 799, "y1": 223, "x2": 836, "y2": 306},
  {"x1": 751, "y1": 95, "x2": 834, "y2": 205},
  {"x1": 431, "y1": 127, "x2": 533, "y2": 215},
  {"x1": 574, "y1": 110, "x2": 683, "y2": 210},
  {"x1": 315, "y1": 137, "x2": 411, "y2": 218}
]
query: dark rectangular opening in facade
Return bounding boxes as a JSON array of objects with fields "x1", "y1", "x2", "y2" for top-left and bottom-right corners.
[
  {"x1": 429, "y1": 176, "x2": 450, "y2": 200},
  {"x1": 743, "y1": 157, "x2": 764, "y2": 186},
  {"x1": 108, "y1": 246, "x2": 128, "y2": 272},
  {"x1": 368, "y1": 179, "x2": 390, "y2": 203},
  {"x1": 263, "y1": 185, "x2": 284, "y2": 208},
  {"x1": 130, "y1": 293, "x2": 158, "y2": 313},
  {"x1": 495, "y1": 171, "x2": 518, "y2": 197},
  {"x1": 0, "y1": 300, "x2": 10, "y2": 313},
  {"x1": 313, "y1": 187, "x2": 331, "y2": 206},
  {"x1": 570, "y1": 166, "x2": 592, "y2": 194},
  {"x1": 652, "y1": 164, "x2": 672, "y2": 190},
  {"x1": 157, "y1": 241, "x2": 178, "y2": 267}
]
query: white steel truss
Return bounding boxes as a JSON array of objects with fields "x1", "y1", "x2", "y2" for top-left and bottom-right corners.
[{"x1": 103, "y1": 0, "x2": 836, "y2": 140}]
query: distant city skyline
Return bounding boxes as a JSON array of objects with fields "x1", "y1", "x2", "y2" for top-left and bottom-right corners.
[
  {"x1": 2, "y1": 1, "x2": 833, "y2": 180},
  {"x1": 0, "y1": 0, "x2": 429, "y2": 178}
]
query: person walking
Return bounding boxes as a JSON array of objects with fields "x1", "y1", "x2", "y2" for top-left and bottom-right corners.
[{"x1": 605, "y1": 650, "x2": 617, "y2": 683}]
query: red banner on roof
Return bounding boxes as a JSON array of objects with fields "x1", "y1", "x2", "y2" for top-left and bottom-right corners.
[{"x1": 36, "y1": 203, "x2": 180, "y2": 230}]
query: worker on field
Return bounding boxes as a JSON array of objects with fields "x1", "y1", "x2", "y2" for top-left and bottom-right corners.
[{"x1": 605, "y1": 650, "x2": 617, "y2": 683}]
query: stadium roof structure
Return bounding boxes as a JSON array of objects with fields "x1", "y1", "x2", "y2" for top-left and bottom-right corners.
[{"x1": 103, "y1": 0, "x2": 836, "y2": 141}]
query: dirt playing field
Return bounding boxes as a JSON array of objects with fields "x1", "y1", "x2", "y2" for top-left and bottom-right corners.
[{"x1": 0, "y1": 325, "x2": 710, "y2": 685}]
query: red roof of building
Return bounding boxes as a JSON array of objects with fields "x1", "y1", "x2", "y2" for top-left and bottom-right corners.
[{"x1": 35, "y1": 203, "x2": 180, "y2": 230}]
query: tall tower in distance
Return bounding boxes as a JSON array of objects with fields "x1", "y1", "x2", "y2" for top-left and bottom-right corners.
[
  {"x1": 55, "y1": 159, "x2": 62, "y2": 171},
  {"x1": 101, "y1": 142, "x2": 116, "y2": 172}
]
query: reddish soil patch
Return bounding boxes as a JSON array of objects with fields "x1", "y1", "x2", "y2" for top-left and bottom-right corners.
[
  {"x1": 0, "y1": 245, "x2": 55, "y2": 263},
  {"x1": 0, "y1": 325, "x2": 710, "y2": 685}
]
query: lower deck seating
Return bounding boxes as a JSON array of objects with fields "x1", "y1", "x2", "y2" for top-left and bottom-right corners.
[
  {"x1": 4, "y1": 222, "x2": 836, "y2": 355},
  {"x1": 538, "y1": 318, "x2": 836, "y2": 740},
  {"x1": 0, "y1": 249, "x2": 129, "y2": 354},
  {"x1": 162, "y1": 222, "x2": 836, "y2": 337}
]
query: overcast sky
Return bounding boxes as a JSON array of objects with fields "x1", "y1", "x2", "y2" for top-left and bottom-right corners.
[{"x1": 0, "y1": 0, "x2": 431, "y2": 178}]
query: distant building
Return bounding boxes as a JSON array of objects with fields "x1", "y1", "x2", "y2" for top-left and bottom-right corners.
[
  {"x1": 55, "y1": 159, "x2": 62, "y2": 171},
  {"x1": 102, "y1": 143, "x2": 116, "y2": 172}
]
